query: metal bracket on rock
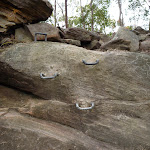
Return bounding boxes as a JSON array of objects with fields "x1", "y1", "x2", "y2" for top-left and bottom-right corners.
[
  {"x1": 76, "y1": 102, "x2": 94, "y2": 110},
  {"x1": 40, "y1": 73, "x2": 58, "y2": 79},
  {"x1": 34, "y1": 32, "x2": 47, "y2": 41},
  {"x1": 82, "y1": 59, "x2": 99, "y2": 65}
]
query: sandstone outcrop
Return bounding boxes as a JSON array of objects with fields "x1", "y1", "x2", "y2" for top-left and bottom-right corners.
[
  {"x1": 0, "y1": 84, "x2": 120, "y2": 150},
  {"x1": 0, "y1": 0, "x2": 53, "y2": 33},
  {"x1": 0, "y1": 27, "x2": 150, "y2": 150},
  {"x1": 0, "y1": 42, "x2": 149, "y2": 101}
]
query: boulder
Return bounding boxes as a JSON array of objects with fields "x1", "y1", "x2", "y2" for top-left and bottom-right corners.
[
  {"x1": 0, "y1": 42, "x2": 149, "y2": 102},
  {"x1": 101, "y1": 39, "x2": 131, "y2": 51},
  {"x1": 0, "y1": 0, "x2": 53, "y2": 33},
  {"x1": 15, "y1": 27, "x2": 33, "y2": 43},
  {"x1": 114, "y1": 27, "x2": 139, "y2": 52},
  {"x1": 64, "y1": 28, "x2": 100, "y2": 42},
  {"x1": 60, "y1": 39, "x2": 81, "y2": 47},
  {"x1": 26, "y1": 23, "x2": 61, "y2": 41},
  {"x1": 133, "y1": 26, "x2": 150, "y2": 34}
]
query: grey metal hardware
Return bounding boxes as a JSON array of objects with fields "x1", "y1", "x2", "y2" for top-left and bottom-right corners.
[
  {"x1": 82, "y1": 59, "x2": 99, "y2": 65},
  {"x1": 35, "y1": 32, "x2": 47, "y2": 41},
  {"x1": 40, "y1": 73, "x2": 58, "y2": 79},
  {"x1": 76, "y1": 102, "x2": 94, "y2": 110}
]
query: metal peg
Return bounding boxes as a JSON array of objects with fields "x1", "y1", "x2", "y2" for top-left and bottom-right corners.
[
  {"x1": 40, "y1": 73, "x2": 58, "y2": 79},
  {"x1": 35, "y1": 32, "x2": 47, "y2": 41},
  {"x1": 82, "y1": 60, "x2": 99, "y2": 65},
  {"x1": 76, "y1": 102, "x2": 94, "y2": 110}
]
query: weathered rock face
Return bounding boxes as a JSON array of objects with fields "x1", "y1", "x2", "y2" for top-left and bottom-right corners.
[
  {"x1": 0, "y1": 42, "x2": 149, "y2": 102},
  {"x1": 64, "y1": 27, "x2": 100, "y2": 42},
  {"x1": 1, "y1": 79, "x2": 150, "y2": 150},
  {"x1": 26, "y1": 23, "x2": 61, "y2": 41},
  {"x1": 0, "y1": 110, "x2": 106, "y2": 150},
  {"x1": 0, "y1": 85, "x2": 119, "y2": 150},
  {"x1": 0, "y1": 42, "x2": 150, "y2": 149},
  {"x1": 113, "y1": 27, "x2": 139, "y2": 52},
  {"x1": 0, "y1": 0, "x2": 53, "y2": 33}
]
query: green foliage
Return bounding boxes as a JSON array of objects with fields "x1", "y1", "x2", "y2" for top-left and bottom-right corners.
[
  {"x1": 68, "y1": 0, "x2": 116, "y2": 33},
  {"x1": 128, "y1": 0, "x2": 150, "y2": 24}
]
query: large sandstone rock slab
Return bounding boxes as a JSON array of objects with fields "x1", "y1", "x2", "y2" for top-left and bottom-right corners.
[
  {"x1": 0, "y1": 42, "x2": 149, "y2": 101},
  {"x1": 0, "y1": 0, "x2": 53, "y2": 33},
  {"x1": 26, "y1": 23, "x2": 61, "y2": 41},
  {"x1": 113, "y1": 27, "x2": 139, "y2": 52},
  {"x1": 0, "y1": 111, "x2": 105, "y2": 150},
  {"x1": 0, "y1": 84, "x2": 150, "y2": 150}
]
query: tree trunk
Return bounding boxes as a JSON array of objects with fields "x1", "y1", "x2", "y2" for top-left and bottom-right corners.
[
  {"x1": 149, "y1": 5, "x2": 150, "y2": 30},
  {"x1": 65, "y1": 0, "x2": 68, "y2": 28},
  {"x1": 80, "y1": 0, "x2": 85, "y2": 29},
  {"x1": 118, "y1": 0, "x2": 124, "y2": 26},
  {"x1": 57, "y1": 2, "x2": 65, "y2": 21},
  {"x1": 54, "y1": 0, "x2": 57, "y2": 27},
  {"x1": 90, "y1": 0, "x2": 94, "y2": 31},
  {"x1": 149, "y1": 18, "x2": 150, "y2": 30}
]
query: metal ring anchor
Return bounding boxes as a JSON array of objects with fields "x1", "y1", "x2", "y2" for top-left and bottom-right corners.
[
  {"x1": 35, "y1": 32, "x2": 47, "y2": 41},
  {"x1": 40, "y1": 73, "x2": 58, "y2": 79},
  {"x1": 76, "y1": 102, "x2": 94, "y2": 110},
  {"x1": 82, "y1": 60, "x2": 99, "y2": 65}
]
